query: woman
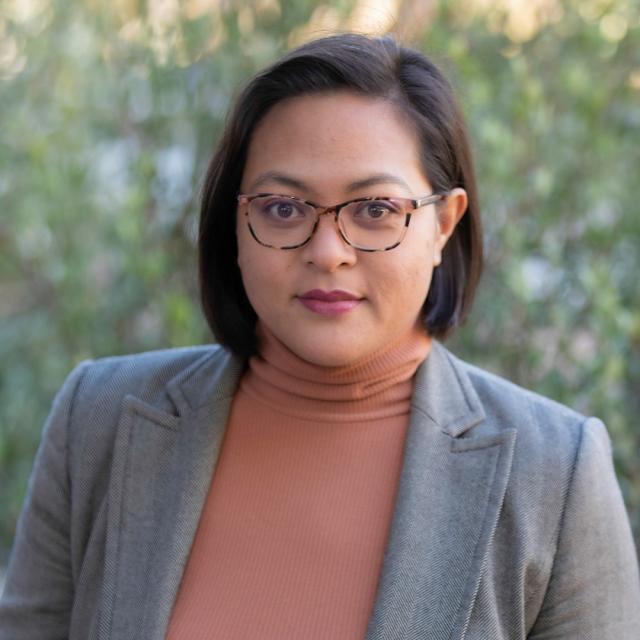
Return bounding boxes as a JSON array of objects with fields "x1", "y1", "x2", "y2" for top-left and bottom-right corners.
[{"x1": 1, "y1": 33, "x2": 638, "y2": 639}]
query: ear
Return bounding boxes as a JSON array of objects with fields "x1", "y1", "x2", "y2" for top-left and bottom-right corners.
[{"x1": 433, "y1": 187, "x2": 468, "y2": 266}]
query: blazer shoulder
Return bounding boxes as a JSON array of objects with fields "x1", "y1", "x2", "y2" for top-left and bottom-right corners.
[
  {"x1": 55, "y1": 344, "x2": 236, "y2": 501},
  {"x1": 447, "y1": 352, "x2": 605, "y2": 466},
  {"x1": 460, "y1": 356, "x2": 585, "y2": 423},
  {"x1": 437, "y1": 353, "x2": 640, "y2": 634},
  {"x1": 57, "y1": 344, "x2": 236, "y2": 468},
  {"x1": 72, "y1": 343, "x2": 228, "y2": 412}
]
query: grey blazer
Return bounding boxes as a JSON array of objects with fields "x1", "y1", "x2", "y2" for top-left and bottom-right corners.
[{"x1": 1, "y1": 342, "x2": 639, "y2": 639}]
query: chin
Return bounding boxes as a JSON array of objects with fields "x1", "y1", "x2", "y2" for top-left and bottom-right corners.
[
  {"x1": 289, "y1": 338, "x2": 371, "y2": 368},
  {"x1": 260, "y1": 319, "x2": 379, "y2": 367}
]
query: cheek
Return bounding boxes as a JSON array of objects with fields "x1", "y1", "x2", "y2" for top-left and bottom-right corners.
[
  {"x1": 236, "y1": 231, "x2": 263, "y2": 306},
  {"x1": 370, "y1": 254, "x2": 433, "y2": 319},
  {"x1": 401, "y1": 227, "x2": 439, "y2": 302},
  {"x1": 395, "y1": 250, "x2": 436, "y2": 317},
  {"x1": 402, "y1": 260, "x2": 433, "y2": 309},
  {"x1": 237, "y1": 237, "x2": 286, "y2": 313}
]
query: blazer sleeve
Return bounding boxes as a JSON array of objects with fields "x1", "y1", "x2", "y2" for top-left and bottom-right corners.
[
  {"x1": 529, "y1": 417, "x2": 640, "y2": 638},
  {"x1": 0, "y1": 360, "x2": 92, "y2": 640}
]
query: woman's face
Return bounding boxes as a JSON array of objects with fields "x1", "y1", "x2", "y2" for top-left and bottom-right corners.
[{"x1": 236, "y1": 91, "x2": 466, "y2": 367}]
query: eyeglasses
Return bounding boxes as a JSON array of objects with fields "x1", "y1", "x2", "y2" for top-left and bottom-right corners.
[{"x1": 236, "y1": 192, "x2": 446, "y2": 252}]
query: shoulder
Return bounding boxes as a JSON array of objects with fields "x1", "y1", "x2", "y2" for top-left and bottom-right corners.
[
  {"x1": 449, "y1": 348, "x2": 601, "y2": 447},
  {"x1": 455, "y1": 351, "x2": 584, "y2": 422},
  {"x1": 78, "y1": 343, "x2": 225, "y2": 384},
  {"x1": 435, "y1": 347, "x2": 614, "y2": 496},
  {"x1": 55, "y1": 344, "x2": 236, "y2": 466},
  {"x1": 49, "y1": 344, "x2": 237, "y2": 514},
  {"x1": 69, "y1": 343, "x2": 230, "y2": 412},
  {"x1": 435, "y1": 355, "x2": 640, "y2": 632}
]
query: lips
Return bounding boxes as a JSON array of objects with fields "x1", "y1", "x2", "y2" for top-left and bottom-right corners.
[
  {"x1": 297, "y1": 289, "x2": 362, "y2": 315},
  {"x1": 299, "y1": 289, "x2": 360, "y2": 302}
]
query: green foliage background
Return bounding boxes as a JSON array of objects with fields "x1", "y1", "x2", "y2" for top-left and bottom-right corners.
[{"x1": 1, "y1": 0, "x2": 639, "y2": 564}]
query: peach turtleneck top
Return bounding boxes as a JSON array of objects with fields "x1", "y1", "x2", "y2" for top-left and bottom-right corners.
[{"x1": 166, "y1": 324, "x2": 431, "y2": 639}]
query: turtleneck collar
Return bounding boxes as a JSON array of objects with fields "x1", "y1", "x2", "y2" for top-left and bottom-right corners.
[{"x1": 240, "y1": 322, "x2": 432, "y2": 423}]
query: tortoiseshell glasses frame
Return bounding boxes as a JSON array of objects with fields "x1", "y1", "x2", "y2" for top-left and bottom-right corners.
[{"x1": 236, "y1": 192, "x2": 446, "y2": 252}]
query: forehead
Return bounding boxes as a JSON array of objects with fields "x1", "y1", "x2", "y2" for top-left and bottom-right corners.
[{"x1": 241, "y1": 91, "x2": 428, "y2": 196}]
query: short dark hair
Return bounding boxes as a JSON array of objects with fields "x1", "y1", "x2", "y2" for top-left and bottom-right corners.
[{"x1": 199, "y1": 33, "x2": 483, "y2": 359}]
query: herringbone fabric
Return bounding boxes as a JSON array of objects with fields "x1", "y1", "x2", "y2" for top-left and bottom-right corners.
[{"x1": 1, "y1": 343, "x2": 639, "y2": 639}]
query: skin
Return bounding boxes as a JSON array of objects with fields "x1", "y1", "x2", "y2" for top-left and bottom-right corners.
[{"x1": 236, "y1": 91, "x2": 467, "y2": 367}]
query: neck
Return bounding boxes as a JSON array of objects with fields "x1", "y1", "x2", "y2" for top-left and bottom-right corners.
[{"x1": 240, "y1": 322, "x2": 432, "y2": 422}]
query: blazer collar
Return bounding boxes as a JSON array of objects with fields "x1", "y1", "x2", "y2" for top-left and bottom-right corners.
[
  {"x1": 99, "y1": 342, "x2": 514, "y2": 640},
  {"x1": 167, "y1": 340, "x2": 486, "y2": 436},
  {"x1": 410, "y1": 341, "x2": 486, "y2": 437},
  {"x1": 166, "y1": 345, "x2": 245, "y2": 414}
]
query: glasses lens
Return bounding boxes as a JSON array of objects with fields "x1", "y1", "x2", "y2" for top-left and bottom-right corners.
[
  {"x1": 247, "y1": 196, "x2": 315, "y2": 248},
  {"x1": 340, "y1": 199, "x2": 407, "y2": 250}
]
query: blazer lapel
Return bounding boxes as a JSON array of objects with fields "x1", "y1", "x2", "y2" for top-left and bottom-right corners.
[
  {"x1": 98, "y1": 347, "x2": 244, "y2": 640},
  {"x1": 366, "y1": 343, "x2": 516, "y2": 640}
]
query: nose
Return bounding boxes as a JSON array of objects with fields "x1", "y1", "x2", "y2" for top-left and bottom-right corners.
[{"x1": 300, "y1": 211, "x2": 357, "y2": 272}]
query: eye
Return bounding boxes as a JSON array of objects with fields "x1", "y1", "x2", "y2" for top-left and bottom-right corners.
[
  {"x1": 354, "y1": 199, "x2": 400, "y2": 219},
  {"x1": 256, "y1": 197, "x2": 307, "y2": 221}
]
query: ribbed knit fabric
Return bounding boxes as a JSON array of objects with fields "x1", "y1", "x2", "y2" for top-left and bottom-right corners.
[{"x1": 165, "y1": 324, "x2": 431, "y2": 640}]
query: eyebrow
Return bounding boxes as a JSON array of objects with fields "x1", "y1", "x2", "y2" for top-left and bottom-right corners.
[
  {"x1": 347, "y1": 173, "x2": 412, "y2": 193},
  {"x1": 248, "y1": 171, "x2": 307, "y2": 193},
  {"x1": 247, "y1": 170, "x2": 412, "y2": 195}
]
